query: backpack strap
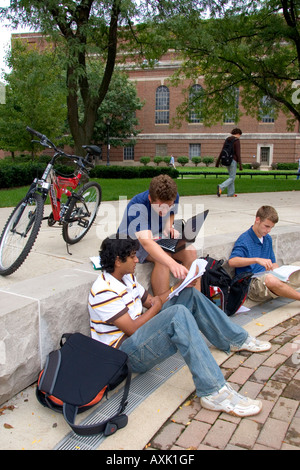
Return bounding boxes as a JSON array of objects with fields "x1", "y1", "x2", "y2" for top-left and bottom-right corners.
[
  {"x1": 38, "y1": 350, "x2": 61, "y2": 395},
  {"x1": 62, "y1": 360, "x2": 132, "y2": 437}
]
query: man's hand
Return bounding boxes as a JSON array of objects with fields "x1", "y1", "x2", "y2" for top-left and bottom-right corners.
[
  {"x1": 169, "y1": 259, "x2": 189, "y2": 280},
  {"x1": 150, "y1": 295, "x2": 163, "y2": 311},
  {"x1": 257, "y1": 258, "x2": 274, "y2": 271},
  {"x1": 163, "y1": 226, "x2": 180, "y2": 239}
]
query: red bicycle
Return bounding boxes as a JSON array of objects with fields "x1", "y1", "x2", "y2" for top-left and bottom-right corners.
[{"x1": 0, "y1": 127, "x2": 102, "y2": 276}]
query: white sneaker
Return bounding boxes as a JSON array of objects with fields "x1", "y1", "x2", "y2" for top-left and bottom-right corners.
[
  {"x1": 200, "y1": 383, "x2": 262, "y2": 417},
  {"x1": 232, "y1": 335, "x2": 271, "y2": 353}
]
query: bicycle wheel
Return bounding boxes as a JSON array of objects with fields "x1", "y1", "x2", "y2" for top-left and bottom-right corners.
[
  {"x1": 0, "y1": 193, "x2": 44, "y2": 276},
  {"x1": 62, "y1": 182, "x2": 101, "y2": 244}
]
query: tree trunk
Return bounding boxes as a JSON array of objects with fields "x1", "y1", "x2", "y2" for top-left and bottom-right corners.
[{"x1": 66, "y1": 0, "x2": 121, "y2": 156}]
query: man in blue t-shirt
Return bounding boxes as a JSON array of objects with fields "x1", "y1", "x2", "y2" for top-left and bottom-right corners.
[
  {"x1": 228, "y1": 206, "x2": 300, "y2": 302},
  {"x1": 118, "y1": 175, "x2": 198, "y2": 296}
]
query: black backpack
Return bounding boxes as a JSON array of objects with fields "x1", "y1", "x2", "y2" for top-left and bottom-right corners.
[
  {"x1": 220, "y1": 137, "x2": 237, "y2": 166},
  {"x1": 201, "y1": 256, "x2": 252, "y2": 316},
  {"x1": 36, "y1": 333, "x2": 131, "y2": 436}
]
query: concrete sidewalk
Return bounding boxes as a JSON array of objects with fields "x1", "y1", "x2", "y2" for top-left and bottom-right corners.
[{"x1": 0, "y1": 190, "x2": 299, "y2": 450}]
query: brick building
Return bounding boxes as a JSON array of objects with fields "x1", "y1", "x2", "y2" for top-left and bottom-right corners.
[{"x1": 6, "y1": 32, "x2": 300, "y2": 167}]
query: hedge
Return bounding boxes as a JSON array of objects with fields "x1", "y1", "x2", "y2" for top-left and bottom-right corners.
[
  {"x1": 0, "y1": 163, "x2": 179, "y2": 189},
  {"x1": 90, "y1": 165, "x2": 179, "y2": 179}
]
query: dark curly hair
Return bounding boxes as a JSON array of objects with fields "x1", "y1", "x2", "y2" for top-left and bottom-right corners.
[{"x1": 99, "y1": 235, "x2": 140, "y2": 273}]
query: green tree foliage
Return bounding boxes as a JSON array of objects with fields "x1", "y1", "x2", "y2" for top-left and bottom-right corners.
[
  {"x1": 0, "y1": 41, "x2": 67, "y2": 156},
  {"x1": 90, "y1": 65, "x2": 143, "y2": 147},
  {"x1": 156, "y1": 0, "x2": 300, "y2": 129},
  {"x1": 0, "y1": 1, "x2": 219, "y2": 154}
]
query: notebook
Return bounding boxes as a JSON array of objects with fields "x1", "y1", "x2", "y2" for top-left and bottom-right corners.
[{"x1": 155, "y1": 210, "x2": 209, "y2": 253}]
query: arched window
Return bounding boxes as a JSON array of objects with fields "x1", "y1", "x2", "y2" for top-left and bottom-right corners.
[
  {"x1": 260, "y1": 95, "x2": 275, "y2": 123},
  {"x1": 155, "y1": 86, "x2": 169, "y2": 124},
  {"x1": 224, "y1": 87, "x2": 240, "y2": 123},
  {"x1": 189, "y1": 84, "x2": 203, "y2": 123}
]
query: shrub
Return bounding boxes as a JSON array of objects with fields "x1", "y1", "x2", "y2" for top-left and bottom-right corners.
[
  {"x1": 140, "y1": 156, "x2": 151, "y2": 166},
  {"x1": 153, "y1": 156, "x2": 163, "y2": 166},
  {"x1": 202, "y1": 156, "x2": 214, "y2": 167},
  {"x1": 177, "y1": 156, "x2": 189, "y2": 166},
  {"x1": 90, "y1": 165, "x2": 179, "y2": 180},
  {"x1": 251, "y1": 162, "x2": 261, "y2": 170},
  {"x1": 277, "y1": 162, "x2": 298, "y2": 170},
  {"x1": 191, "y1": 157, "x2": 201, "y2": 167}
]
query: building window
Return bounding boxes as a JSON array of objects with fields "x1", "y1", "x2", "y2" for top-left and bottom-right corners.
[
  {"x1": 155, "y1": 86, "x2": 169, "y2": 124},
  {"x1": 124, "y1": 146, "x2": 134, "y2": 160},
  {"x1": 223, "y1": 87, "x2": 239, "y2": 123},
  {"x1": 189, "y1": 144, "x2": 201, "y2": 159},
  {"x1": 156, "y1": 144, "x2": 168, "y2": 156},
  {"x1": 260, "y1": 96, "x2": 275, "y2": 123},
  {"x1": 189, "y1": 85, "x2": 203, "y2": 123}
]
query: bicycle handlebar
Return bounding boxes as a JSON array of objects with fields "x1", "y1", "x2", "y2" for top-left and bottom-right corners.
[
  {"x1": 26, "y1": 126, "x2": 95, "y2": 172},
  {"x1": 26, "y1": 126, "x2": 45, "y2": 141}
]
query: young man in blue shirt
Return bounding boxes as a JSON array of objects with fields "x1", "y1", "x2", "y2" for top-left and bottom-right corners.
[
  {"x1": 228, "y1": 206, "x2": 300, "y2": 302},
  {"x1": 118, "y1": 175, "x2": 198, "y2": 296}
]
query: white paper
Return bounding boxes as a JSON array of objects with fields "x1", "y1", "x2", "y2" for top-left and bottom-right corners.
[
  {"x1": 236, "y1": 305, "x2": 250, "y2": 313},
  {"x1": 168, "y1": 258, "x2": 208, "y2": 299},
  {"x1": 90, "y1": 256, "x2": 102, "y2": 270},
  {"x1": 272, "y1": 265, "x2": 300, "y2": 282}
]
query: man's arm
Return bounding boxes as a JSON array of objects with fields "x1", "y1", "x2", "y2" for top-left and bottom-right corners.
[
  {"x1": 228, "y1": 256, "x2": 278, "y2": 271},
  {"x1": 136, "y1": 230, "x2": 188, "y2": 280},
  {"x1": 114, "y1": 277, "x2": 198, "y2": 337},
  {"x1": 113, "y1": 294, "x2": 162, "y2": 337}
]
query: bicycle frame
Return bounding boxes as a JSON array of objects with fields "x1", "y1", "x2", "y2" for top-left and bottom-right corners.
[
  {"x1": 48, "y1": 169, "x2": 83, "y2": 222},
  {"x1": 25, "y1": 148, "x2": 87, "y2": 224}
]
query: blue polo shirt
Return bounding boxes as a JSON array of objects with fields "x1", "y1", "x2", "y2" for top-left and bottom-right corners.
[
  {"x1": 229, "y1": 226, "x2": 276, "y2": 275},
  {"x1": 118, "y1": 190, "x2": 179, "y2": 238}
]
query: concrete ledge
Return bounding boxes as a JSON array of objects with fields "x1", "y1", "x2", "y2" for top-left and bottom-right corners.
[
  {"x1": 0, "y1": 225, "x2": 299, "y2": 406},
  {"x1": 0, "y1": 267, "x2": 98, "y2": 405}
]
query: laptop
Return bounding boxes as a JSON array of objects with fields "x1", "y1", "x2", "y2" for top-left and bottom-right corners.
[{"x1": 155, "y1": 210, "x2": 209, "y2": 253}]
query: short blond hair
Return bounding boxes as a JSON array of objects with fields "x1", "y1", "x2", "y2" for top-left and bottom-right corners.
[{"x1": 256, "y1": 206, "x2": 279, "y2": 224}]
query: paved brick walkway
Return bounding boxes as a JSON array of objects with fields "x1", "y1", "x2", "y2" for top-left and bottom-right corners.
[{"x1": 146, "y1": 314, "x2": 300, "y2": 451}]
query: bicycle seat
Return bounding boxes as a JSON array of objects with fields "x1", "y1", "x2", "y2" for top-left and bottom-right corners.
[{"x1": 82, "y1": 145, "x2": 102, "y2": 156}]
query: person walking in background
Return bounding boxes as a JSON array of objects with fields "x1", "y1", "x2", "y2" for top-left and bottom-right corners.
[
  {"x1": 216, "y1": 128, "x2": 243, "y2": 197},
  {"x1": 169, "y1": 155, "x2": 176, "y2": 169}
]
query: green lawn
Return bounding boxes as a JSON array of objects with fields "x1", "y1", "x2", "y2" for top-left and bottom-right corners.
[{"x1": 0, "y1": 174, "x2": 299, "y2": 208}]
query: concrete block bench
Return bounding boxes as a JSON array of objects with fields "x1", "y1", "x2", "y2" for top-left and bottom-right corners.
[{"x1": 0, "y1": 224, "x2": 299, "y2": 406}]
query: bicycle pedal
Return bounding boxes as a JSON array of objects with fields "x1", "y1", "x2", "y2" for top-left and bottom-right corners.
[{"x1": 78, "y1": 219, "x2": 89, "y2": 228}]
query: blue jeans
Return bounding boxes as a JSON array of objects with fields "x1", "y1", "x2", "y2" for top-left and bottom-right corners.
[
  {"x1": 120, "y1": 288, "x2": 248, "y2": 397},
  {"x1": 219, "y1": 159, "x2": 237, "y2": 196}
]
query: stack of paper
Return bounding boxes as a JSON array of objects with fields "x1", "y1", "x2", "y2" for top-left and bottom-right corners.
[{"x1": 168, "y1": 258, "x2": 208, "y2": 299}]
